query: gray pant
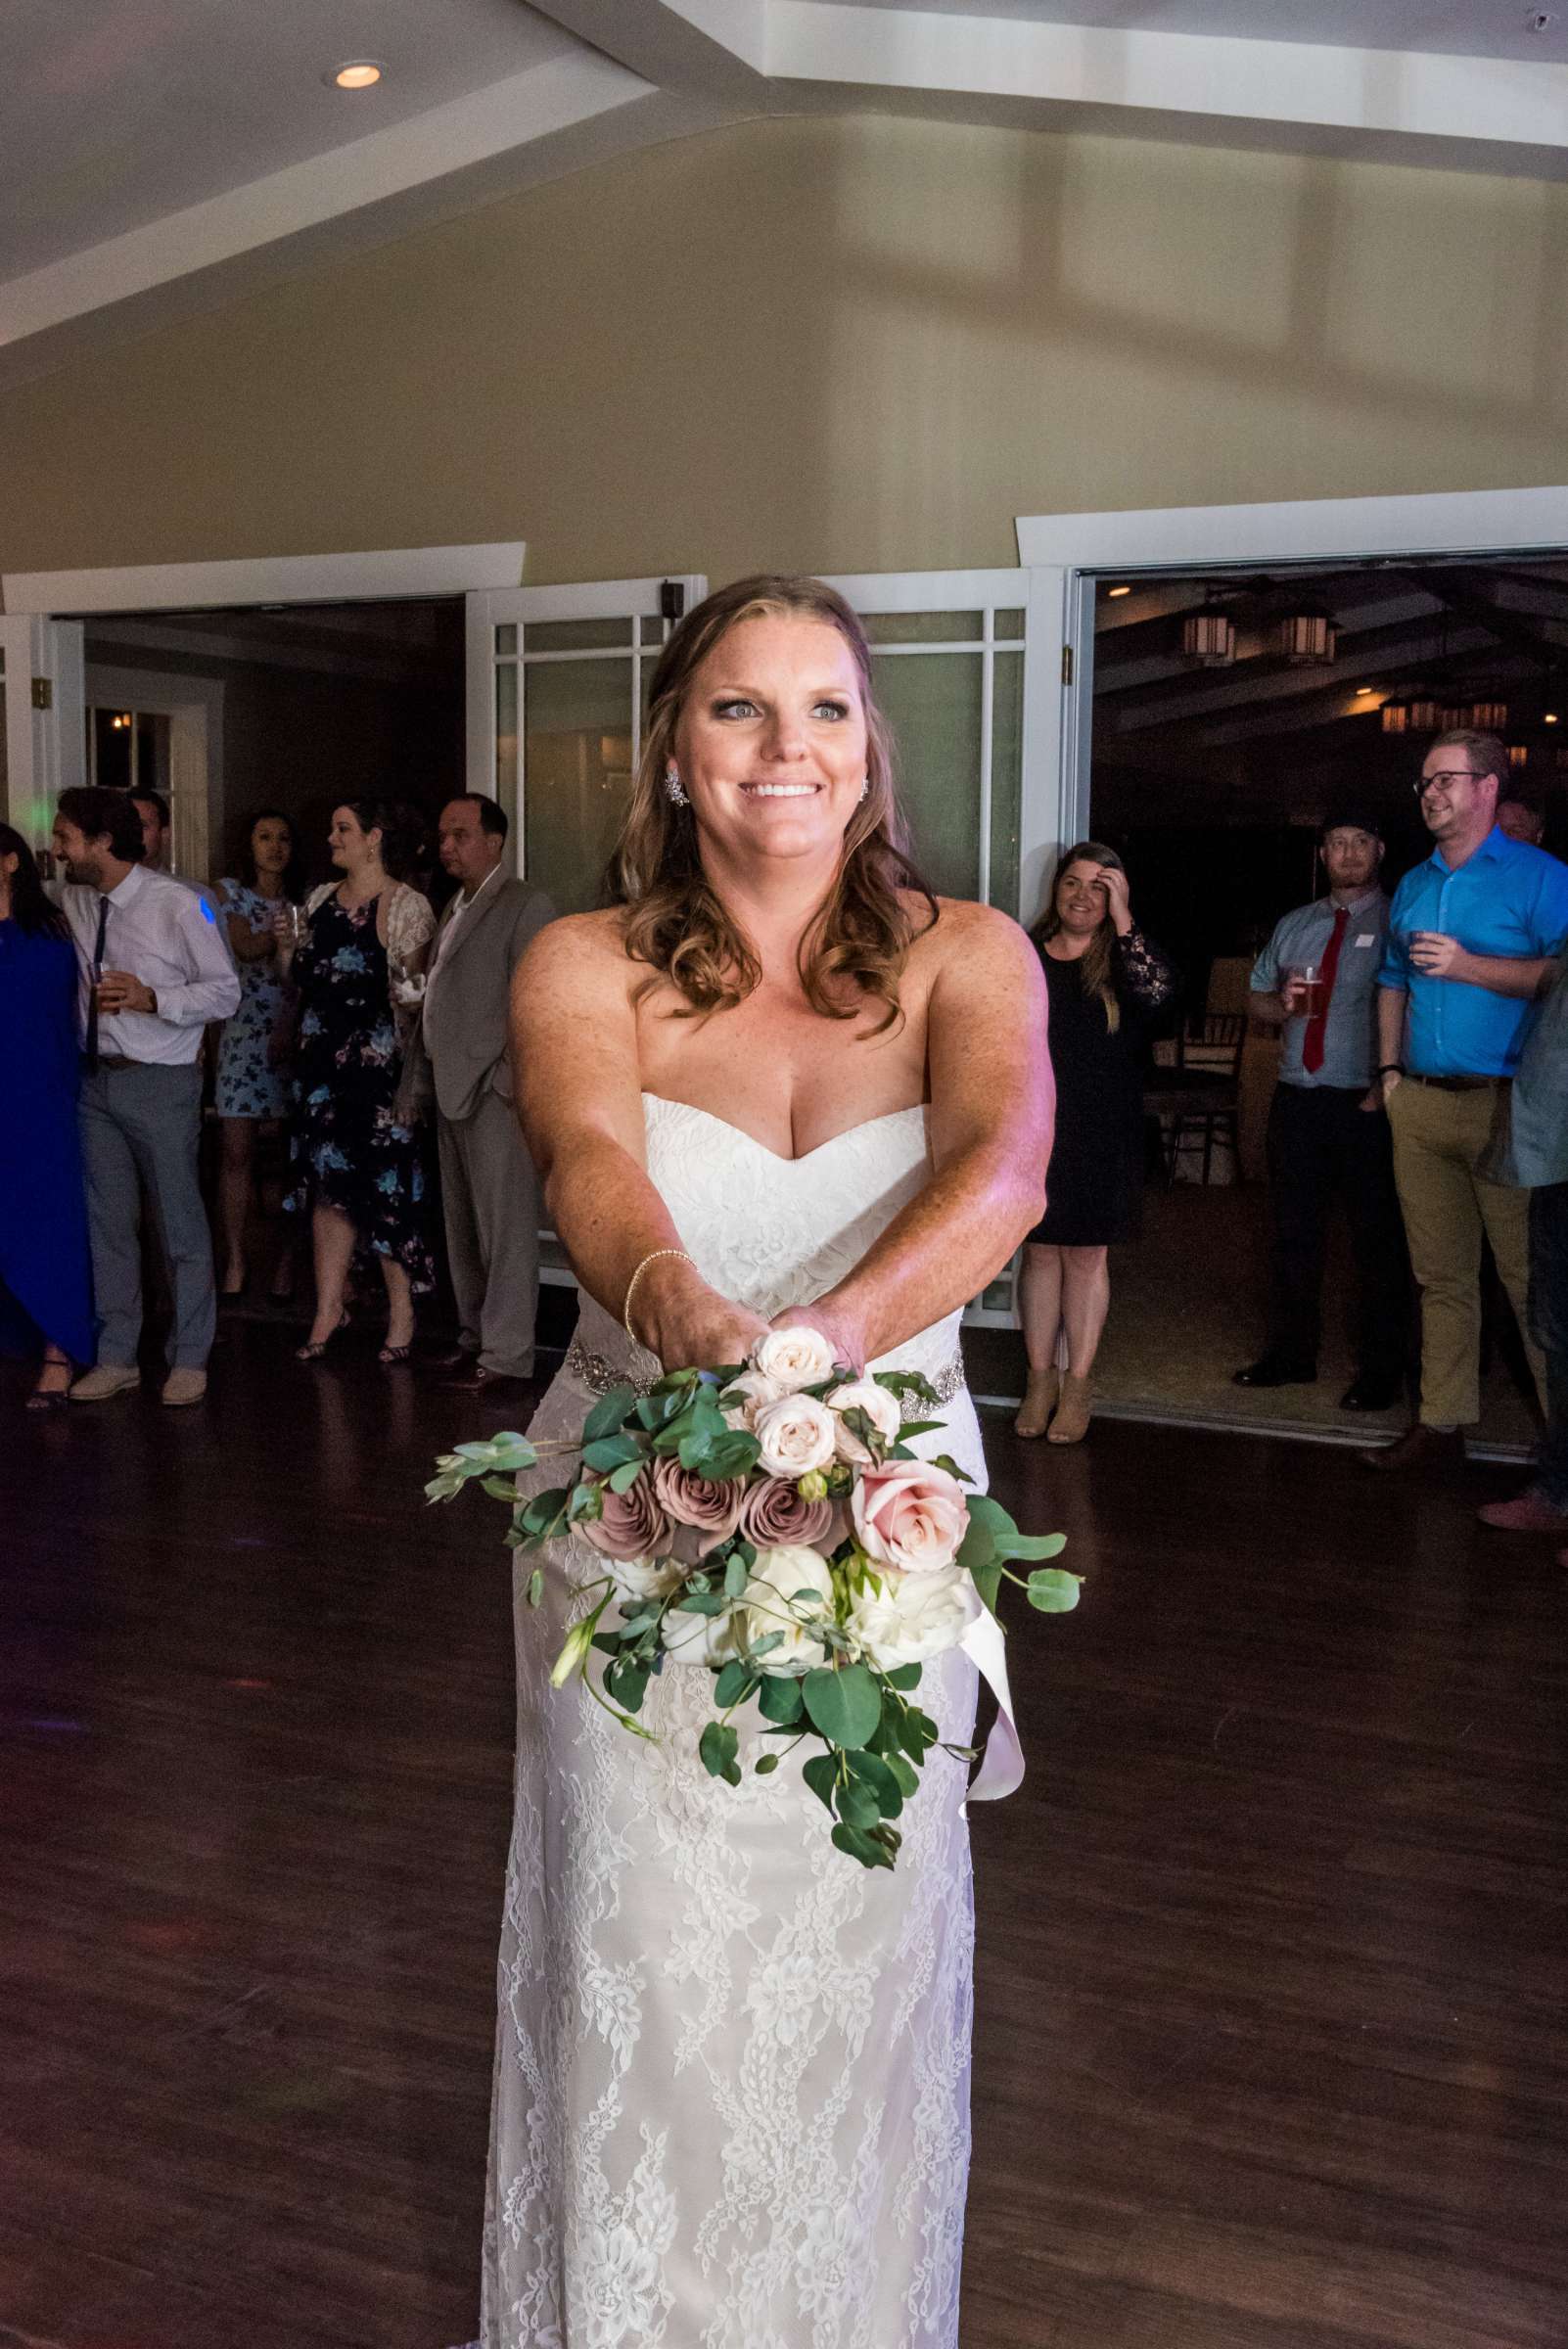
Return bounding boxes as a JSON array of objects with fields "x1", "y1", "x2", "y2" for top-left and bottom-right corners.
[
  {"x1": 79, "y1": 1061, "x2": 215, "y2": 1370},
  {"x1": 438, "y1": 1087, "x2": 541, "y2": 1376}
]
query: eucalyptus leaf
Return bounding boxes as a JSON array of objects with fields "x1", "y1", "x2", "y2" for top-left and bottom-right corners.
[
  {"x1": 482, "y1": 1474, "x2": 522, "y2": 1502},
  {"x1": 883, "y1": 1663, "x2": 922, "y2": 1692},
  {"x1": 723, "y1": 1554, "x2": 750, "y2": 1600},
  {"x1": 846, "y1": 1749, "x2": 904, "y2": 1819},
  {"x1": 714, "y1": 1659, "x2": 757, "y2": 1709},
  {"x1": 581, "y1": 1433, "x2": 645, "y2": 1471},
  {"x1": 884, "y1": 1751, "x2": 920, "y2": 1799},
  {"x1": 522, "y1": 1487, "x2": 572, "y2": 1535},
  {"x1": 527, "y1": 1568, "x2": 545, "y2": 1608},
  {"x1": 568, "y1": 1481, "x2": 603, "y2": 1522},
  {"x1": 699, "y1": 1721, "x2": 738, "y2": 1779},
  {"x1": 674, "y1": 1589, "x2": 728, "y2": 1617},
  {"x1": 836, "y1": 1778, "x2": 883, "y2": 1831},
  {"x1": 583, "y1": 1385, "x2": 638, "y2": 1441},
  {"x1": 929, "y1": 1451, "x2": 974, "y2": 1484},
  {"x1": 758, "y1": 1676, "x2": 803, "y2": 1726},
  {"x1": 831, "y1": 1820, "x2": 892, "y2": 1870},
  {"x1": 755, "y1": 1753, "x2": 781, "y2": 1776},
  {"x1": 995, "y1": 1530, "x2": 1069, "y2": 1562},
  {"x1": 1027, "y1": 1568, "x2": 1083, "y2": 1613},
  {"x1": 803, "y1": 1664, "x2": 882, "y2": 1751},
  {"x1": 748, "y1": 1632, "x2": 785, "y2": 1660},
  {"x1": 605, "y1": 1459, "x2": 644, "y2": 1495},
  {"x1": 802, "y1": 1753, "x2": 839, "y2": 1813}
]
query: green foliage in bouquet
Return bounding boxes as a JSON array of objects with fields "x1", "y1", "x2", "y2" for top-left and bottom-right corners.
[{"x1": 428, "y1": 1357, "x2": 1079, "y2": 1871}]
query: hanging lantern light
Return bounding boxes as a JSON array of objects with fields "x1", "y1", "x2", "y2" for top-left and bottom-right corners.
[
  {"x1": 1180, "y1": 608, "x2": 1236, "y2": 668},
  {"x1": 1507, "y1": 743, "x2": 1530, "y2": 768},
  {"x1": 1407, "y1": 698, "x2": 1442, "y2": 732},
  {"x1": 1468, "y1": 700, "x2": 1508, "y2": 732},
  {"x1": 1381, "y1": 696, "x2": 1412, "y2": 734},
  {"x1": 1275, "y1": 603, "x2": 1338, "y2": 666}
]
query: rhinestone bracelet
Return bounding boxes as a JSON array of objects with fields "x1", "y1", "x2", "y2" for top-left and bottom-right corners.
[{"x1": 564, "y1": 1336, "x2": 967, "y2": 1405}]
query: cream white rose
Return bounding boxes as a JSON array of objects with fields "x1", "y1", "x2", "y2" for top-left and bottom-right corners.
[
  {"x1": 741, "y1": 1544, "x2": 836, "y2": 1678},
  {"x1": 719, "y1": 1367, "x2": 785, "y2": 1432},
  {"x1": 847, "y1": 1563, "x2": 981, "y2": 1672},
  {"x1": 752, "y1": 1392, "x2": 838, "y2": 1479},
  {"x1": 752, "y1": 1325, "x2": 838, "y2": 1393},
  {"x1": 608, "y1": 1553, "x2": 685, "y2": 1608},
  {"x1": 660, "y1": 1602, "x2": 739, "y2": 1667},
  {"x1": 825, "y1": 1376, "x2": 903, "y2": 1466}
]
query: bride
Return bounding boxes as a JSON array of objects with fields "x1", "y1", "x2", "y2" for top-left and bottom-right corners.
[{"x1": 467, "y1": 575, "x2": 1052, "y2": 2349}]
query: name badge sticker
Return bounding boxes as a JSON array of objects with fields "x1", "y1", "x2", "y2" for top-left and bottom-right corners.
[{"x1": 1355, "y1": 933, "x2": 1376, "y2": 947}]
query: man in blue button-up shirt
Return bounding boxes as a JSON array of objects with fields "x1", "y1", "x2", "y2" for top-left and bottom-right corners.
[{"x1": 1364, "y1": 730, "x2": 1568, "y2": 1473}]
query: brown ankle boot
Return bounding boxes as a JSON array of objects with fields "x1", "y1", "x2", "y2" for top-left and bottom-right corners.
[
  {"x1": 1047, "y1": 1372, "x2": 1092, "y2": 1445},
  {"x1": 1014, "y1": 1365, "x2": 1060, "y2": 1439}
]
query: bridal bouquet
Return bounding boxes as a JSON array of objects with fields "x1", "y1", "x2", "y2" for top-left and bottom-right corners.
[{"x1": 427, "y1": 1326, "x2": 1078, "y2": 1871}]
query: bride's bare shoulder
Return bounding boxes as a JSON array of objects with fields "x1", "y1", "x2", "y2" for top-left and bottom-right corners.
[
  {"x1": 518, "y1": 906, "x2": 632, "y2": 990},
  {"x1": 903, "y1": 891, "x2": 1038, "y2": 977}
]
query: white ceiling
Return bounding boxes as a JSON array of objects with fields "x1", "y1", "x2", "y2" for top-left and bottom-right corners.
[
  {"x1": 5, "y1": 0, "x2": 1568, "y2": 392},
  {"x1": 0, "y1": 0, "x2": 578, "y2": 282},
  {"x1": 791, "y1": 0, "x2": 1568, "y2": 65}
]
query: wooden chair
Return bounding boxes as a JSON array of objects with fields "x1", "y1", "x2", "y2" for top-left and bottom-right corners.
[{"x1": 1143, "y1": 1013, "x2": 1246, "y2": 1184}]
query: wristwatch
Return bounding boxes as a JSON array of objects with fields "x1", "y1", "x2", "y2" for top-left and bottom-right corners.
[{"x1": 1377, "y1": 1062, "x2": 1404, "y2": 1077}]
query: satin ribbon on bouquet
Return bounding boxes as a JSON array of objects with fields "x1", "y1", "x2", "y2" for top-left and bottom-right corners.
[{"x1": 959, "y1": 1607, "x2": 1025, "y2": 1804}]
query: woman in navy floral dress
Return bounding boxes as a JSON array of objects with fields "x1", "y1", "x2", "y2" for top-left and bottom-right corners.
[
  {"x1": 280, "y1": 801, "x2": 435, "y2": 1363},
  {"x1": 215, "y1": 808, "x2": 304, "y2": 1300}
]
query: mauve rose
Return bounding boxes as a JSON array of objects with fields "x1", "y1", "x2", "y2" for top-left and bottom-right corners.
[
  {"x1": 740, "y1": 1475, "x2": 839, "y2": 1552},
  {"x1": 652, "y1": 1455, "x2": 747, "y2": 1556},
  {"x1": 852, "y1": 1458, "x2": 969, "y2": 1576},
  {"x1": 576, "y1": 1469, "x2": 671, "y2": 1563}
]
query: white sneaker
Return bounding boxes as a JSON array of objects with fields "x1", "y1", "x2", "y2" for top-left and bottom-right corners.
[
  {"x1": 161, "y1": 1367, "x2": 208, "y2": 1407},
  {"x1": 69, "y1": 1363, "x2": 141, "y2": 1403}
]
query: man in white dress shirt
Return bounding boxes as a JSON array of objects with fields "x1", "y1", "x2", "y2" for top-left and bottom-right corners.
[{"x1": 53, "y1": 787, "x2": 241, "y2": 1405}]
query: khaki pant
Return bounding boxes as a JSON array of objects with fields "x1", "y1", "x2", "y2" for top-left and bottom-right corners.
[
  {"x1": 1387, "y1": 1078, "x2": 1546, "y2": 1427},
  {"x1": 438, "y1": 1088, "x2": 541, "y2": 1378}
]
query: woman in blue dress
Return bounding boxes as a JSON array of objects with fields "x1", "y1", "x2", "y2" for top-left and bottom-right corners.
[
  {"x1": 0, "y1": 825, "x2": 94, "y2": 1408},
  {"x1": 214, "y1": 808, "x2": 305, "y2": 1301}
]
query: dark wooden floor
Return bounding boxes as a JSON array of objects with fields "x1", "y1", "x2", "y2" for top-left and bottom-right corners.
[{"x1": 3, "y1": 1316, "x2": 1566, "y2": 2349}]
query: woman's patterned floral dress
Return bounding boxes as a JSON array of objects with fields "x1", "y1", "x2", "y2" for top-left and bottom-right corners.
[{"x1": 283, "y1": 890, "x2": 433, "y2": 1289}]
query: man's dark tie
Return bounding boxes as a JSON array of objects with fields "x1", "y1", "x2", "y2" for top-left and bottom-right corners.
[
  {"x1": 84, "y1": 894, "x2": 110, "y2": 1072},
  {"x1": 1301, "y1": 904, "x2": 1348, "y2": 1076}
]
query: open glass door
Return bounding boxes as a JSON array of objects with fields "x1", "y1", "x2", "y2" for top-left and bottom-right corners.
[
  {"x1": 0, "y1": 616, "x2": 86, "y2": 844},
  {"x1": 466, "y1": 576, "x2": 706, "y2": 907}
]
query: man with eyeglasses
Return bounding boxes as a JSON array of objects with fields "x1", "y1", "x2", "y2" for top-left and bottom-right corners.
[{"x1": 1363, "y1": 730, "x2": 1568, "y2": 1472}]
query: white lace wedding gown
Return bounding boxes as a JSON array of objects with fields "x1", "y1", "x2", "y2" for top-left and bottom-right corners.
[{"x1": 471, "y1": 1094, "x2": 988, "y2": 2349}]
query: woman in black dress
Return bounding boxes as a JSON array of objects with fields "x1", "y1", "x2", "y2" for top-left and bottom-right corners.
[
  {"x1": 277, "y1": 800, "x2": 435, "y2": 1363},
  {"x1": 1016, "y1": 842, "x2": 1174, "y2": 1444}
]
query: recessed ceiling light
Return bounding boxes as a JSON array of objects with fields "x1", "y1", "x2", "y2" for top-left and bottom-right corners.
[
  {"x1": 1106, "y1": 584, "x2": 1132, "y2": 599},
  {"x1": 1546, "y1": 711, "x2": 1560, "y2": 723},
  {"x1": 1356, "y1": 685, "x2": 1376, "y2": 697},
  {"x1": 328, "y1": 61, "x2": 384, "y2": 90}
]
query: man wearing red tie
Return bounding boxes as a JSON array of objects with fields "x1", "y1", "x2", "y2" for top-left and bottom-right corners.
[{"x1": 1234, "y1": 806, "x2": 1409, "y2": 1410}]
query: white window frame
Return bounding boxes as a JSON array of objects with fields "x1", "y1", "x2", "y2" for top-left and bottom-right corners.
[{"x1": 465, "y1": 575, "x2": 707, "y2": 878}]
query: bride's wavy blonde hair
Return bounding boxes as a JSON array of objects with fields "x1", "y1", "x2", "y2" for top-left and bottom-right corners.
[{"x1": 606, "y1": 575, "x2": 936, "y2": 1034}]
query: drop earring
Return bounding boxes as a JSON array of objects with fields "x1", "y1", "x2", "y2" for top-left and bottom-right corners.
[
  {"x1": 857, "y1": 778, "x2": 869, "y2": 803},
  {"x1": 665, "y1": 763, "x2": 689, "y2": 808}
]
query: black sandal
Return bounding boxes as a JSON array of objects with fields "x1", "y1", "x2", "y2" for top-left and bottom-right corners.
[
  {"x1": 296, "y1": 1311, "x2": 349, "y2": 1362},
  {"x1": 26, "y1": 1362, "x2": 73, "y2": 1411}
]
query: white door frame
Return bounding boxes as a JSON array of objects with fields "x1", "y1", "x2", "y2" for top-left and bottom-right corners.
[
  {"x1": 85, "y1": 662, "x2": 226, "y2": 882},
  {"x1": 1, "y1": 541, "x2": 525, "y2": 840},
  {"x1": 1015, "y1": 485, "x2": 1568, "y2": 862}
]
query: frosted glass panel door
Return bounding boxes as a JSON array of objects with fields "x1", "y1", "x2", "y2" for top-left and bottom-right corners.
[
  {"x1": 820, "y1": 575, "x2": 1030, "y2": 914},
  {"x1": 467, "y1": 579, "x2": 705, "y2": 908}
]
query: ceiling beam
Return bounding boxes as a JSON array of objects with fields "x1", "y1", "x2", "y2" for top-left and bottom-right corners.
[{"x1": 527, "y1": 0, "x2": 768, "y2": 94}]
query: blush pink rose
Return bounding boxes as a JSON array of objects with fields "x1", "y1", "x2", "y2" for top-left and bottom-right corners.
[
  {"x1": 851, "y1": 1458, "x2": 969, "y2": 1576},
  {"x1": 576, "y1": 1470, "x2": 670, "y2": 1563},
  {"x1": 652, "y1": 1455, "x2": 747, "y2": 1558},
  {"x1": 739, "y1": 1475, "x2": 840, "y2": 1553}
]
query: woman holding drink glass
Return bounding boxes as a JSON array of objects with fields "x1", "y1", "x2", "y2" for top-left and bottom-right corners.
[
  {"x1": 1015, "y1": 842, "x2": 1175, "y2": 1443},
  {"x1": 276, "y1": 799, "x2": 435, "y2": 1362},
  {"x1": 214, "y1": 808, "x2": 306, "y2": 1301}
]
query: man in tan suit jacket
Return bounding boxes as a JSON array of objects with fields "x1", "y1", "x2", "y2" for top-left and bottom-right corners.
[{"x1": 404, "y1": 796, "x2": 554, "y2": 1392}]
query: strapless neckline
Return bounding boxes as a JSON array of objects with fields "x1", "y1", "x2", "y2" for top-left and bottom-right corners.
[{"x1": 641, "y1": 1091, "x2": 927, "y2": 1168}]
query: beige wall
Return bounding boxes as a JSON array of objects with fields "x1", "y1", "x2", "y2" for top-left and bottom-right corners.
[{"x1": 3, "y1": 114, "x2": 1567, "y2": 584}]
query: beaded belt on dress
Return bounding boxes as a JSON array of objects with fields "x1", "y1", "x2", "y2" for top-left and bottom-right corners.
[{"x1": 564, "y1": 1335, "x2": 967, "y2": 1405}]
